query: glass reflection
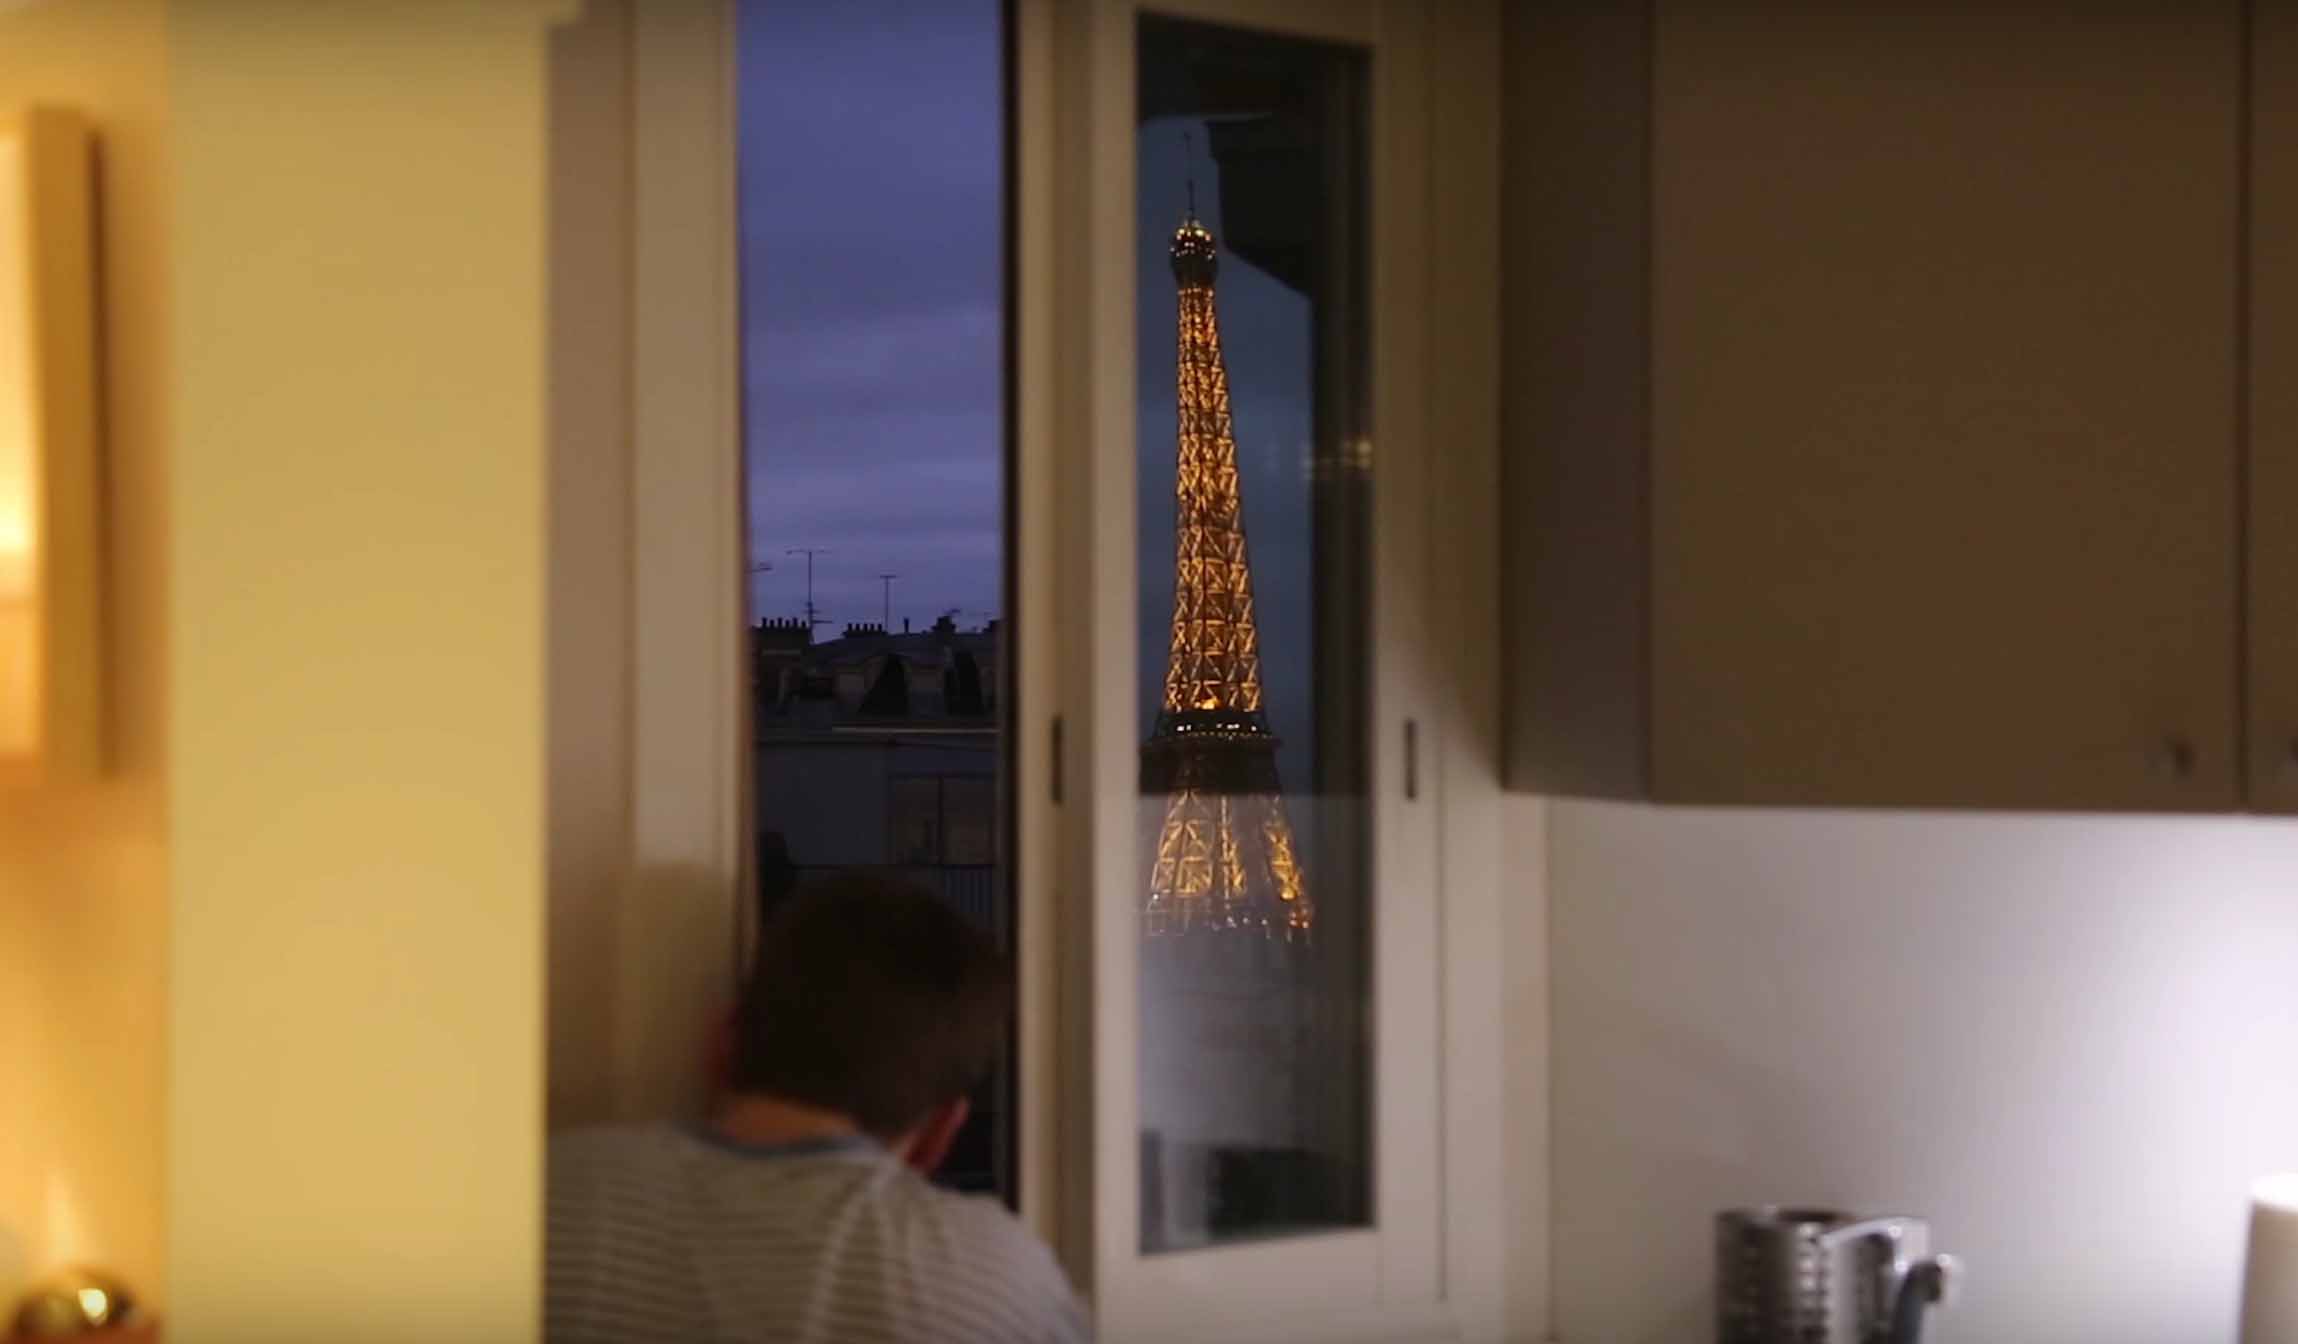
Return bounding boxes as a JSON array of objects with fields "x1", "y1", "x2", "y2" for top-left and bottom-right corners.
[{"x1": 1135, "y1": 14, "x2": 1371, "y2": 1254}]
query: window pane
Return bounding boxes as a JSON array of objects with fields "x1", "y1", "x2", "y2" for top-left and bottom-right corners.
[
  {"x1": 1135, "y1": 14, "x2": 1371, "y2": 1254},
  {"x1": 739, "y1": 0, "x2": 1009, "y2": 1198},
  {"x1": 889, "y1": 776, "x2": 943, "y2": 866},
  {"x1": 943, "y1": 776, "x2": 996, "y2": 867}
]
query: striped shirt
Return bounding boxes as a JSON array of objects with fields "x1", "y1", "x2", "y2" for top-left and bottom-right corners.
[{"x1": 546, "y1": 1124, "x2": 1090, "y2": 1344}]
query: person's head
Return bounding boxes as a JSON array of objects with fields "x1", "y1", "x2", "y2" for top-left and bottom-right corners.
[{"x1": 731, "y1": 870, "x2": 1012, "y2": 1145}]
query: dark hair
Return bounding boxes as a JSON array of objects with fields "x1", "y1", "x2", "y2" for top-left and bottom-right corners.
[{"x1": 732, "y1": 871, "x2": 1011, "y2": 1138}]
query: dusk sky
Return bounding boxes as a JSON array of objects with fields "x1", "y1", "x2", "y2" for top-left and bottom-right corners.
[
  {"x1": 739, "y1": 0, "x2": 1004, "y2": 634},
  {"x1": 740, "y1": 2, "x2": 1335, "y2": 791}
]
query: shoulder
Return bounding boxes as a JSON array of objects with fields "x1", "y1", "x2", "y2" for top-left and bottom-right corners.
[
  {"x1": 550, "y1": 1122, "x2": 681, "y2": 1162},
  {"x1": 901, "y1": 1178, "x2": 1032, "y2": 1245},
  {"x1": 545, "y1": 1127, "x2": 708, "y2": 1339},
  {"x1": 546, "y1": 1127, "x2": 699, "y2": 1277},
  {"x1": 908, "y1": 1185, "x2": 1089, "y2": 1334},
  {"x1": 548, "y1": 1124, "x2": 690, "y2": 1197}
]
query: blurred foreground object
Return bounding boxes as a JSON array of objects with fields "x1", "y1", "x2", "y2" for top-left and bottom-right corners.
[
  {"x1": 10, "y1": 1267, "x2": 144, "y2": 1338},
  {"x1": 0, "y1": 105, "x2": 103, "y2": 779},
  {"x1": 2245, "y1": 1174, "x2": 2298, "y2": 1344}
]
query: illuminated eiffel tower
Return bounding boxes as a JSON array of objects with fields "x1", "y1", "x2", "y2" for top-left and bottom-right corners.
[{"x1": 1142, "y1": 208, "x2": 1310, "y2": 940}]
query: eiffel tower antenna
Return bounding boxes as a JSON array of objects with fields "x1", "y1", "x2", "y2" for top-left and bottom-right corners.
[
  {"x1": 1141, "y1": 207, "x2": 1308, "y2": 940},
  {"x1": 1183, "y1": 128, "x2": 1198, "y2": 217}
]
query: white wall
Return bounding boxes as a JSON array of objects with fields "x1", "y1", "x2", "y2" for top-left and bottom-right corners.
[
  {"x1": 1548, "y1": 801, "x2": 2298, "y2": 1344},
  {"x1": 1502, "y1": 798, "x2": 1551, "y2": 1342}
]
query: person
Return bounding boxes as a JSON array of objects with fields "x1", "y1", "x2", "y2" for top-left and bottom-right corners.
[{"x1": 546, "y1": 871, "x2": 1088, "y2": 1343}]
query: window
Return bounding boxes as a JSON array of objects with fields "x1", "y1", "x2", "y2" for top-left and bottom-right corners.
[
  {"x1": 1134, "y1": 13, "x2": 1372, "y2": 1254},
  {"x1": 888, "y1": 775, "x2": 997, "y2": 870},
  {"x1": 737, "y1": 0, "x2": 1010, "y2": 1198}
]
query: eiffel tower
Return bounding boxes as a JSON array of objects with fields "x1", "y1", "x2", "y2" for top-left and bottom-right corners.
[{"x1": 1141, "y1": 208, "x2": 1310, "y2": 940}]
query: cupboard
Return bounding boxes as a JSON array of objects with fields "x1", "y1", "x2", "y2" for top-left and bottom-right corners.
[
  {"x1": 2252, "y1": 4, "x2": 2298, "y2": 812},
  {"x1": 1504, "y1": 4, "x2": 2260, "y2": 811}
]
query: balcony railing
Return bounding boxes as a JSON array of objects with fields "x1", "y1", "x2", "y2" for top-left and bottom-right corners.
[{"x1": 789, "y1": 864, "x2": 1002, "y2": 942}]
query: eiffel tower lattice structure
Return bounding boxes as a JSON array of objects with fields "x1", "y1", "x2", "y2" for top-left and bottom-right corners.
[{"x1": 1141, "y1": 211, "x2": 1310, "y2": 940}]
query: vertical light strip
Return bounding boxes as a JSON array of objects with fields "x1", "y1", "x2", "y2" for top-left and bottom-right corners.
[
  {"x1": 0, "y1": 122, "x2": 37, "y2": 759},
  {"x1": 0, "y1": 106, "x2": 97, "y2": 777}
]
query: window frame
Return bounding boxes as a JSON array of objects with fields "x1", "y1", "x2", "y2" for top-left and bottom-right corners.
[
  {"x1": 624, "y1": 0, "x2": 1514, "y2": 1334},
  {"x1": 1014, "y1": 1, "x2": 1510, "y2": 1338}
]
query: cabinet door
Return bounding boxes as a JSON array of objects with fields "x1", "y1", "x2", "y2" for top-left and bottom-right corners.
[
  {"x1": 1649, "y1": 5, "x2": 2244, "y2": 809},
  {"x1": 2251, "y1": 5, "x2": 2298, "y2": 812}
]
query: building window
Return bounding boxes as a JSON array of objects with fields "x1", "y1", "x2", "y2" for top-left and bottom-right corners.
[{"x1": 887, "y1": 774, "x2": 998, "y2": 869}]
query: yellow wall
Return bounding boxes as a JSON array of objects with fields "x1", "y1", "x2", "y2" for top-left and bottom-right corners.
[
  {"x1": 0, "y1": 0, "x2": 170, "y2": 1313},
  {"x1": 166, "y1": 3, "x2": 564, "y2": 1338}
]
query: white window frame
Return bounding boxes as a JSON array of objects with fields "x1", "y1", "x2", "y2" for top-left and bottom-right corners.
[
  {"x1": 605, "y1": 0, "x2": 749, "y2": 1122},
  {"x1": 1015, "y1": 2, "x2": 1509, "y2": 1339}
]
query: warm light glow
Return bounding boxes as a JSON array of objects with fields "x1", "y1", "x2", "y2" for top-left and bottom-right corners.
[
  {"x1": 43, "y1": 1168, "x2": 87, "y2": 1272},
  {"x1": 1143, "y1": 216, "x2": 1312, "y2": 937},
  {"x1": 0, "y1": 125, "x2": 36, "y2": 757},
  {"x1": 1158, "y1": 281, "x2": 1266, "y2": 717},
  {"x1": 0, "y1": 108, "x2": 96, "y2": 771},
  {"x1": 0, "y1": 414, "x2": 28, "y2": 603},
  {"x1": 0, "y1": 518, "x2": 29, "y2": 595},
  {"x1": 75, "y1": 1287, "x2": 109, "y2": 1321}
]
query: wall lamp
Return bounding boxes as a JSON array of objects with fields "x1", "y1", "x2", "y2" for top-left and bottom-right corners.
[{"x1": 0, "y1": 106, "x2": 99, "y2": 780}]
